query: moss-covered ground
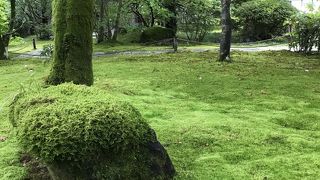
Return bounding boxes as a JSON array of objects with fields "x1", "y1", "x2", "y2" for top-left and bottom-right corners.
[{"x1": 0, "y1": 50, "x2": 320, "y2": 179}]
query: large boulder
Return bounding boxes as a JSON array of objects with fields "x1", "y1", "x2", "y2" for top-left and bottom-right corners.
[{"x1": 10, "y1": 84, "x2": 175, "y2": 180}]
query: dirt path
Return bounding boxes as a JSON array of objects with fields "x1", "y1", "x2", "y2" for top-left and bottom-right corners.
[{"x1": 14, "y1": 45, "x2": 289, "y2": 59}]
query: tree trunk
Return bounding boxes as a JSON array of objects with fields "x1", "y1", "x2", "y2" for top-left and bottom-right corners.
[
  {"x1": 219, "y1": 0, "x2": 232, "y2": 62},
  {"x1": 0, "y1": 0, "x2": 16, "y2": 60},
  {"x1": 46, "y1": 0, "x2": 94, "y2": 86},
  {"x1": 164, "y1": 0, "x2": 177, "y2": 35},
  {"x1": 97, "y1": 0, "x2": 106, "y2": 43},
  {"x1": 112, "y1": 0, "x2": 123, "y2": 42},
  {"x1": 0, "y1": 37, "x2": 6, "y2": 60}
]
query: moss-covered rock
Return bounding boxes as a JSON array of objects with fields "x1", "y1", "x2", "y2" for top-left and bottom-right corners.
[
  {"x1": 140, "y1": 27, "x2": 174, "y2": 43},
  {"x1": 10, "y1": 84, "x2": 175, "y2": 179}
]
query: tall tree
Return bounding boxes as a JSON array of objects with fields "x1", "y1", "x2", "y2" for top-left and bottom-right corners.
[
  {"x1": 97, "y1": 0, "x2": 106, "y2": 43},
  {"x1": 46, "y1": 0, "x2": 94, "y2": 86},
  {"x1": 219, "y1": 0, "x2": 232, "y2": 61},
  {"x1": 0, "y1": 0, "x2": 16, "y2": 60},
  {"x1": 163, "y1": 0, "x2": 177, "y2": 34},
  {"x1": 112, "y1": 0, "x2": 123, "y2": 41}
]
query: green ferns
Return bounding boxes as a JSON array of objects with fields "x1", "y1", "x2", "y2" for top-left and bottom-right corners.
[{"x1": 9, "y1": 84, "x2": 173, "y2": 179}]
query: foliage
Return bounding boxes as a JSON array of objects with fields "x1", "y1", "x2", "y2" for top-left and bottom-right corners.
[
  {"x1": 40, "y1": 44, "x2": 54, "y2": 57},
  {"x1": 125, "y1": 0, "x2": 171, "y2": 27},
  {"x1": 140, "y1": 26, "x2": 174, "y2": 43},
  {"x1": 35, "y1": 24, "x2": 52, "y2": 40},
  {"x1": 288, "y1": 12, "x2": 320, "y2": 53},
  {"x1": 177, "y1": 0, "x2": 219, "y2": 41},
  {"x1": 234, "y1": 0, "x2": 296, "y2": 41},
  {"x1": 9, "y1": 36, "x2": 25, "y2": 46},
  {"x1": 0, "y1": 1, "x2": 8, "y2": 34},
  {"x1": 16, "y1": 0, "x2": 52, "y2": 38}
]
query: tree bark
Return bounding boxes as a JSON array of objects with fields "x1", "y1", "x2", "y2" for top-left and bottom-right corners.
[
  {"x1": 0, "y1": 37, "x2": 6, "y2": 60},
  {"x1": 46, "y1": 0, "x2": 94, "y2": 86},
  {"x1": 112, "y1": 0, "x2": 123, "y2": 42},
  {"x1": 164, "y1": 0, "x2": 177, "y2": 35},
  {"x1": 97, "y1": 0, "x2": 106, "y2": 43},
  {"x1": 219, "y1": 0, "x2": 232, "y2": 62}
]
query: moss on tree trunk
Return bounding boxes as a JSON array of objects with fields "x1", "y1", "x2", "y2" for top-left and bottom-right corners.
[{"x1": 46, "y1": 0, "x2": 94, "y2": 86}]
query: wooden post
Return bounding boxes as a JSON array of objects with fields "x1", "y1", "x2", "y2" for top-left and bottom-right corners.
[
  {"x1": 173, "y1": 37, "x2": 178, "y2": 53},
  {"x1": 33, "y1": 38, "x2": 37, "y2": 49}
]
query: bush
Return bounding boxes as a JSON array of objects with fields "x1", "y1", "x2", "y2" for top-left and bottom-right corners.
[
  {"x1": 140, "y1": 27, "x2": 174, "y2": 43},
  {"x1": 288, "y1": 12, "x2": 320, "y2": 53},
  {"x1": 36, "y1": 24, "x2": 52, "y2": 40},
  {"x1": 234, "y1": 0, "x2": 296, "y2": 41},
  {"x1": 40, "y1": 44, "x2": 54, "y2": 57},
  {"x1": 177, "y1": 0, "x2": 219, "y2": 42},
  {"x1": 10, "y1": 84, "x2": 175, "y2": 179}
]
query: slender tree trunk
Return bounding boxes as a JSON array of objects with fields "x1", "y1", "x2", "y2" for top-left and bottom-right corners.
[
  {"x1": 219, "y1": 0, "x2": 232, "y2": 62},
  {"x1": 97, "y1": 0, "x2": 106, "y2": 43},
  {"x1": 46, "y1": 0, "x2": 94, "y2": 86},
  {"x1": 112, "y1": 0, "x2": 123, "y2": 41},
  {"x1": 164, "y1": 0, "x2": 177, "y2": 34},
  {"x1": 0, "y1": 37, "x2": 6, "y2": 60}
]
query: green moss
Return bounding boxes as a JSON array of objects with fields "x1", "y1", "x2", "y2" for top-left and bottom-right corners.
[
  {"x1": 47, "y1": 0, "x2": 94, "y2": 86},
  {"x1": 140, "y1": 27, "x2": 174, "y2": 43},
  {"x1": 10, "y1": 83, "x2": 174, "y2": 179}
]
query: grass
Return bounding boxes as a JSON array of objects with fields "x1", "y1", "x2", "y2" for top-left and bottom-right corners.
[{"x1": 0, "y1": 51, "x2": 320, "y2": 179}]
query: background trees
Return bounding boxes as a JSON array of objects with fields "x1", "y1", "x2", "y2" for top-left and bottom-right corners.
[
  {"x1": 5, "y1": 0, "x2": 298, "y2": 45},
  {"x1": 16, "y1": 0, "x2": 52, "y2": 39},
  {"x1": 289, "y1": 10, "x2": 320, "y2": 53},
  {"x1": 234, "y1": 0, "x2": 295, "y2": 41},
  {"x1": 177, "y1": 0, "x2": 219, "y2": 42}
]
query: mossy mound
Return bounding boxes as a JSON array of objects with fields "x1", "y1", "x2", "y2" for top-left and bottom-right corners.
[
  {"x1": 140, "y1": 27, "x2": 174, "y2": 43},
  {"x1": 10, "y1": 84, "x2": 175, "y2": 179}
]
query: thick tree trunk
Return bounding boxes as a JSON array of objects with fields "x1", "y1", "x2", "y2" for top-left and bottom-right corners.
[
  {"x1": 112, "y1": 0, "x2": 123, "y2": 42},
  {"x1": 46, "y1": 0, "x2": 94, "y2": 86},
  {"x1": 219, "y1": 0, "x2": 232, "y2": 62},
  {"x1": 97, "y1": 0, "x2": 106, "y2": 43}
]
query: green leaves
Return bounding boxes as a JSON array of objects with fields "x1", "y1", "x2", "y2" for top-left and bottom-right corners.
[
  {"x1": 288, "y1": 11, "x2": 320, "y2": 53},
  {"x1": 234, "y1": 0, "x2": 296, "y2": 41},
  {"x1": 0, "y1": 0, "x2": 8, "y2": 34}
]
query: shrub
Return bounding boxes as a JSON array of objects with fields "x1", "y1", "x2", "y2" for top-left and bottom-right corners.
[
  {"x1": 140, "y1": 26, "x2": 174, "y2": 43},
  {"x1": 177, "y1": 0, "x2": 219, "y2": 42},
  {"x1": 35, "y1": 24, "x2": 52, "y2": 40},
  {"x1": 234, "y1": 0, "x2": 296, "y2": 41},
  {"x1": 40, "y1": 44, "x2": 54, "y2": 57},
  {"x1": 10, "y1": 84, "x2": 175, "y2": 179},
  {"x1": 288, "y1": 12, "x2": 320, "y2": 53}
]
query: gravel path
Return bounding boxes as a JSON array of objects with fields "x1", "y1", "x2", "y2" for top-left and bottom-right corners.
[{"x1": 14, "y1": 45, "x2": 289, "y2": 59}]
